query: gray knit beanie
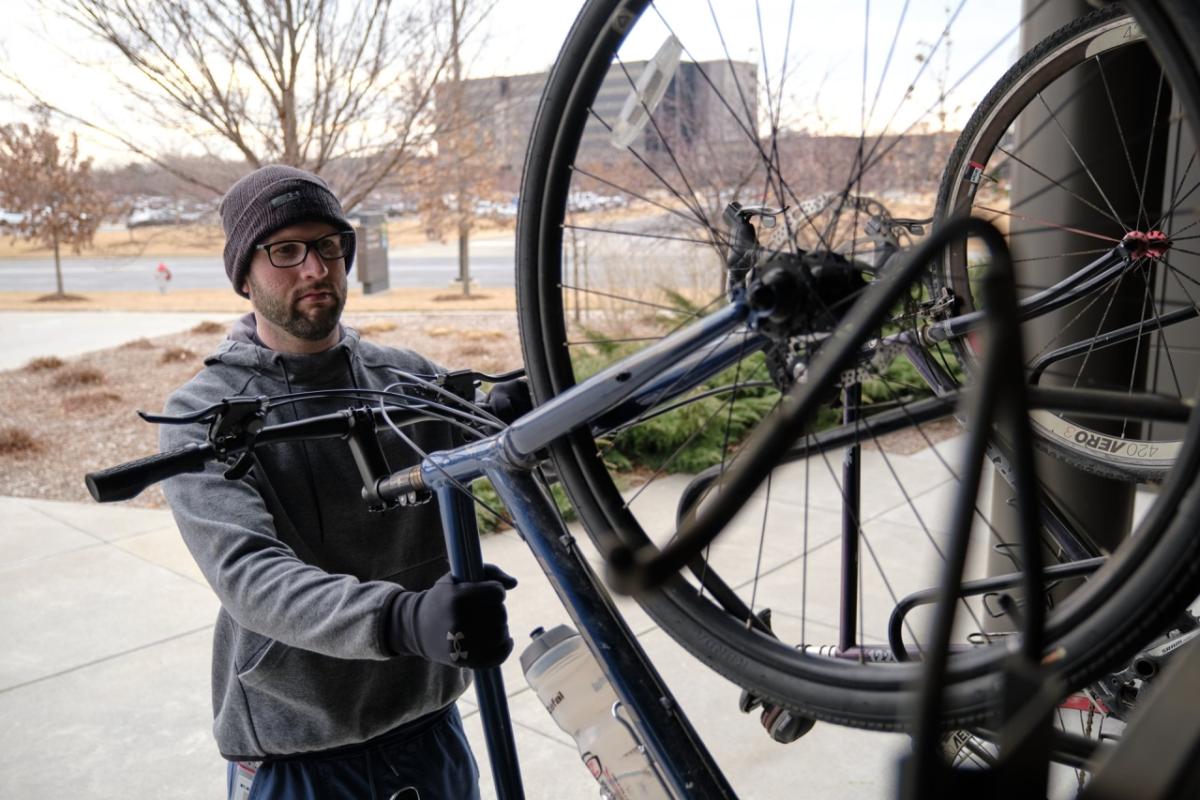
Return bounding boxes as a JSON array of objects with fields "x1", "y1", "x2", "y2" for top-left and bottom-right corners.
[{"x1": 219, "y1": 165, "x2": 355, "y2": 297}]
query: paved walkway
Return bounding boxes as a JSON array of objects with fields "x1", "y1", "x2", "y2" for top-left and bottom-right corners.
[
  {"x1": 0, "y1": 491, "x2": 917, "y2": 799},
  {"x1": 0, "y1": 311, "x2": 237, "y2": 369}
]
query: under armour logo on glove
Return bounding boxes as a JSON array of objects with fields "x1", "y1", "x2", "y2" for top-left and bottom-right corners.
[
  {"x1": 448, "y1": 631, "x2": 468, "y2": 662},
  {"x1": 385, "y1": 564, "x2": 519, "y2": 670}
]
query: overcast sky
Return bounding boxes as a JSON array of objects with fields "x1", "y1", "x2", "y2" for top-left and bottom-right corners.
[{"x1": 0, "y1": 0, "x2": 1022, "y2": 167}]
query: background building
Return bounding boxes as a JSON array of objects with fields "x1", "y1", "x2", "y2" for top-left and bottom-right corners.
[{"x1": 441, "y1": 59, "x2": 758, "y2": 177}]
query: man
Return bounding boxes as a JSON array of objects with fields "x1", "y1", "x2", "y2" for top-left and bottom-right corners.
[{"x1": 160, "y1": 165, "x2": 529, "y2": 799}]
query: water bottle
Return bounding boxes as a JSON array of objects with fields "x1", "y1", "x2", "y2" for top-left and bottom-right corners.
[{"x1": 520, "y1": 625, "x2": 672, "y2": 799}]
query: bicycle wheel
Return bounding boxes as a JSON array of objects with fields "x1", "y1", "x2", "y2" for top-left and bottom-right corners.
[
  {"x1": 517, "y1": 0, "x2": 1200, "y2": 730},
  {"x1": 933, "y1": 3, "x2": 1200, "y2": 481}
]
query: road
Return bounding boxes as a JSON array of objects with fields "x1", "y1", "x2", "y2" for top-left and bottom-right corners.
[
  {"x1": 0, "y1": 236, "x2": 519, "y2": 292},
  {"x1": 0, "y1": 216, "x2": 718, "y2": 300}
]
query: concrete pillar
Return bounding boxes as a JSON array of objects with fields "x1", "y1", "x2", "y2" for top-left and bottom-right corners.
[{"x1": 986, "y1": 0, "x2": 1171, "y2": 619}]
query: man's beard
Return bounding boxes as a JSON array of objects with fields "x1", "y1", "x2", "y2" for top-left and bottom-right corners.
[{"x1": 248, "y1": 272, "x2": 347, "y2": 342}]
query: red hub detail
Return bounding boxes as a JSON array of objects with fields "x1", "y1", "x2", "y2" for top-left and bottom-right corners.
[{"x1": 1124, "y1": 229, "x2": 1169, "y2": 260}]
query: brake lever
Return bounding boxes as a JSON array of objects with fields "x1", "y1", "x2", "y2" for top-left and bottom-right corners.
[
  {"x1": 138, "y1": 402, "x2": 228, "y2": 425},
  {"x1": 207, "y1": 397, "x2": 270, "y2": 453},
  {"x1": 433, "y1": 367, "x2": 527, "y2": 401},
  {"x1": 137, "y1": 395, "x2": 273, "y2": 430},
  {"x1": 471, "y1": 367, "x2": 526, "y2": 383}
]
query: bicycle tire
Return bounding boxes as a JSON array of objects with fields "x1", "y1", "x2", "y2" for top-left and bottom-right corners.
[
  {"x1": 517, "y1": 0, "x2": 1200, "y2": 730},
  {"x1": 932, "y1": 3, "x2": 1196, "y2": 481}
]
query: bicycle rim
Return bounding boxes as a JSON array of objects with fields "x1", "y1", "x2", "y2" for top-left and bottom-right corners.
[
  {"x1": 933, "y1": 3, "x2": 1200, "y2": 481},
  {"x1": 517, "y1": 0, "x2": 1200, "y2": 730}
]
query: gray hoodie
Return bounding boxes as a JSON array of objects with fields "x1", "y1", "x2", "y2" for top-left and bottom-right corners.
[{"x1": 160, "y1": 313, "x2": 469, "y2": 759}]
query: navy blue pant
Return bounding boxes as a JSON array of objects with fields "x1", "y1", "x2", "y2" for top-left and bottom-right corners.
[{"x1": 226, "y1": 705, "x2": 481, "y2": 800}]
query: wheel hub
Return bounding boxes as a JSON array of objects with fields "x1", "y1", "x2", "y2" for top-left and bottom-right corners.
[
  {"x1": 1123, "y1": 229, "x2": 1169, "y2": 260},
  {"x1": 749, "y1": 250, "x2": 870, "y2": 390}
]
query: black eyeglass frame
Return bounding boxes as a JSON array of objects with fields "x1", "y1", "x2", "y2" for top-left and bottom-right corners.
[{"x1": 254, "y1": 230, "x2": 356, "y2": 269}]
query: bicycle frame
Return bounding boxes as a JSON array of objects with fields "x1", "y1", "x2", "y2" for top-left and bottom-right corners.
[{"x1": 375, "y1": 235, "x2": 1180, "y2": 799}]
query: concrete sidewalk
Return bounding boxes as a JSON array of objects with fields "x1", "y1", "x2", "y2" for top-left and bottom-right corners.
[{"x1": 0, "y1": 311, "x2": 238, "y2": 370}]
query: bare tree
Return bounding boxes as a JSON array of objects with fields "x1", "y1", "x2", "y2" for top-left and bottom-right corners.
[
  {"x1": 23, "y1": 0, "x2": 462, "y2": 208},
  {"x1": 0, "y1": 119, "x2": 108, "y2": 297},
  {"x1": 420, "y1": 0, "x2": 502, "y2": 296}
]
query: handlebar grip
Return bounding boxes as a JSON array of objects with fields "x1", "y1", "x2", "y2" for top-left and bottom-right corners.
[{"x1": 85, "y1": 443, "x2": 214, "y2": 502}]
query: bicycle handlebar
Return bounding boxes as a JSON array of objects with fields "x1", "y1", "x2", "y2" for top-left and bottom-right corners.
[
  {"x1": 85, "y1": 406, "x2": 438, "y2": 504},
  {"x1": 86, "y1": 443, "x2": 215, "y2": 502}
]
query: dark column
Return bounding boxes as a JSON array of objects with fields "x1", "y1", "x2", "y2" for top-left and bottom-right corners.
[{"x1": 986, "y1": 0, "x2": 1171, "y2": 617}]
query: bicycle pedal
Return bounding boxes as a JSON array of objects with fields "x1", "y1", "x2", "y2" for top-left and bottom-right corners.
[
  {"x1": 738, "y1": 688, "x2": 816, "y2": 743},
  {"x1": 759, "y1": 702, "x2": 816, "y2": 743}
]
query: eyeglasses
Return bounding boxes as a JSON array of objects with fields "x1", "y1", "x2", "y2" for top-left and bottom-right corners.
[{"x1": 255, "y1": 231, "x2": 356, "y2": 268}]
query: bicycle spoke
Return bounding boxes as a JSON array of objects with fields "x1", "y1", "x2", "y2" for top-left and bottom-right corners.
[
  {"x1": 621, "y1": 377, "x2": 775, "y2": 510},
  {"x1": 560, "y1": 284, "x2": 703, "y2": 317},
  {"x1": 704, "y1": 0, "x2": 757, "y2": 135},
  {"x1": 1036, "y1": 91, "x2": 1130, "y2": 233},
  {"x1": 1011, "y1": 249, "x2": 1111, "y2": 264},
  {"x1": 747, "y1": 471, "x2": 772, "y2": 617},
  {"x1": 1071, "y1": 275, "x2": 1127, "y2": 389},
  {"x1": 1136, "y1": 264, "x2": 1185, "y2": 396},
  {"x1": 568, "y1": 335, "x2": 669, "y2": 346},
  {"x1": 561, "y1": 223, "x2": 720, "y2": 246},
  {"x1": 823, "y1": 0, "x2": 874, "y2": 254},
  {"x1": 1095, "y1": 56, "x2": 1153, "y2": 231},
  {"x1": 1122, "y1": 272, "x2": 1154, "y2": 438},
  {"x1": 571, "y1": 164, "x2": 734, "y2": 242},
  {"x1": 651, "y1": 4, "x2": 834, "y2": 252},
  {"x1": 599, "y1": 327, "x2": 767, "y2": 462},
  {"x1": 801, "y1": 431, "x2": 811, "y2": 647},
  {"x1": 975, "y1": 204, "x2": 1122, "y2": 244},
  {"x1": 865, "y1": 0, "x2": 912, "y2": 135},
  {"x1": 615, "y1": 54, "x2": 713, "y2": 222},
  {"x1": 1154, "y1": 151, "x2": 1198, "y2": 230},
  {"x1": 994, "y1": 146, "x2": 1129, "y2": 234},
  {"x1": 754, "y1": 0, "x2": 802, "y2": 252},
  {"x1": 584, "y1": 108, "x2": 726, "y2": 242},
  {"x1": 853, "y1": 0, "x2": 1053, "y2": 200},
  {"x1": 1140, "y1": 71, "x2": 1170, "y2": 229},
  {"x1": 1025, "y1": 276, "x2": 1129, "y2": 381}
]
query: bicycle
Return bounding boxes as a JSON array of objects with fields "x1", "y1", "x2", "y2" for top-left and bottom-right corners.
[{"x1": 86, "y1": 1, "x2": 1200, "y2": 797}]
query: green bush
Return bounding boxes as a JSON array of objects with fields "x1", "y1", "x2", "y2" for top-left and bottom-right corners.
[
  {"x1": 572, "y1": 340, "x2": 784, "y2": 476},
  {"x1": 531, "y1": 288, "x2": 964, "y2": 502},
  {"x1": 567, "y1": 311, "x2": 955, "y2": 480}
]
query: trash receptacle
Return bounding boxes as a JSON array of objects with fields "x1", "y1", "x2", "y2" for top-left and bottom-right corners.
[{"x1": 354, "y1": 213, "x2": 389, "y2": 295}]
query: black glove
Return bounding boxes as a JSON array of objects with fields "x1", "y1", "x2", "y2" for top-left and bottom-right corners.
[
  {"x1": 486, "y1": 379, "x2": 533, "y2": 425},
  {"x1": 385, "y1": 564, "x2": 518, "y2": 670}
]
